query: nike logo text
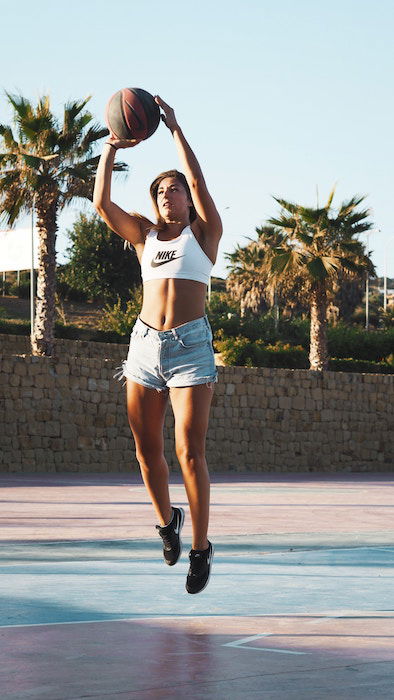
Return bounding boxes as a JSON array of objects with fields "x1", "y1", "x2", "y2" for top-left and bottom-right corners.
[{"x1": 151, "y1": 251, "x2": 184, "y2": 267}]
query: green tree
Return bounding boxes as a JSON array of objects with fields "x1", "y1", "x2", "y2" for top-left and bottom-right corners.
[
  {"x1": 332, "y1": 271, "x2": 364, "y2": 322},
  {"x1": 225, "y1": 239, "x2": 269, "y2": 316},
  {"x1": 225, "y1": 226, "x2": 308, "y2": 318},
  {"x1": 267, "y1": 189, "x2": 375, "y2": 370},
  {"x1": 0, "y1": 93, "x2": 127, "y2": 355},
  {"x1": 60, "y1": 213, "x2": 141, "y2": 302}
]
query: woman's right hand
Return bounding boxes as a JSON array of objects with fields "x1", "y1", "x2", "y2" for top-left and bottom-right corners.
[{"x1": 105, "y1": 134, "x2": 142, "y2": 150}]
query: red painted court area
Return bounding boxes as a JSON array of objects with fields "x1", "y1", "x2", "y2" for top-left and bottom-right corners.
[{"x1": 0, "y1": 472, "x2": 393, "y2": 699}]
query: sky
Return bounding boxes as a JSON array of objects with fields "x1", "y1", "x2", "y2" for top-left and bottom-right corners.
[{"x1": 1, "y1": 0, "x2": 393, "y2": 279}]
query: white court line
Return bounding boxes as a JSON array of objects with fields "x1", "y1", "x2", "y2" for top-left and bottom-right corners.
[
  {"x1": 223, "y1": 634, "x2": 307, "y2": 655},
  {"x1": 1, "y1": 610, "x2": 392, "y2": 630},
  {"x1": 221, "y1": 610, "x2": 394, "y2": 655},
  {"x1": 0, "y1": 617, "x2": 159, "y2": 629}
]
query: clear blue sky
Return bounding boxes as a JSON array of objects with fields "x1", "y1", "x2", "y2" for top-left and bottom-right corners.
[{"x1": 1, "y1": 0, "x2": 393, "y2": 279}]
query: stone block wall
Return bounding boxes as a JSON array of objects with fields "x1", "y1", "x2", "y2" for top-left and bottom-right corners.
[
  {"x1": 0, "y1": 334, "x2": 128, "y2": 361},
  {"x1": 1, "y1": 348, "x2": 393, "y2": 473}
]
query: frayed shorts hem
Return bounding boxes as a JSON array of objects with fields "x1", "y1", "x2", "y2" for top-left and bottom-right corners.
[
  {"x1": 168, "y1": 374, "x2": 218, "y2": 389},
  {"x1": 115, "y1": 363, "x2": 218, "y2": 392}
]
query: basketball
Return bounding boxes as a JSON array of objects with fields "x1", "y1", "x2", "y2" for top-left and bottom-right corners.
[{"x1": 105, "y1": 87, "x2": 161, "y2": 141}]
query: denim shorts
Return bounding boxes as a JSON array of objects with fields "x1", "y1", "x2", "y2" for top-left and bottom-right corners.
[{"x1": 115, "y1": 315, "x2": 218, "y2": 391}]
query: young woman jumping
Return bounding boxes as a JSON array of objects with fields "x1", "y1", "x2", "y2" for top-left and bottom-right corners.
[{"x1": 93, "y1": 96, "x2": 222, "y2": 594}]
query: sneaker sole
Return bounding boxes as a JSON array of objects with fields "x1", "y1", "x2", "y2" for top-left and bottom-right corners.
[
  {"x1": 166, "y1": 506, "x2": 185, "y2": 566},
  {"x1": 186, "y1": 543, "x2": 214, "y2": 594}
]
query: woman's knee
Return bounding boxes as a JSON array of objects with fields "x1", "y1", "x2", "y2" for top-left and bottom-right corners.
[
  {"x1": 176, "y1": 442, "x2": 206, "y2": 471},
  {"x1": 135, "y1": 442, "x2": 165, "y2": 471}
]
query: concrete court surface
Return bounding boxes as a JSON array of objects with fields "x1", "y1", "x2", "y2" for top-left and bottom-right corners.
[{"x1": 0, "y1": 471, "x2": 393, "y2": 700}]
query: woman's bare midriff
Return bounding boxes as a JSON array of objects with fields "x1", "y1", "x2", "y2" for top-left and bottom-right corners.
[{"x1": 139, "y1": 278, "x2": 207, "y2": 330}]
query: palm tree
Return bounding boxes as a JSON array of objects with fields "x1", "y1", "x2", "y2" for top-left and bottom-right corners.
[
  {"x1": 225, "y1": 225, "x2": 308, "y2": 319},
  {"x1": 0, "y1": 93, "x2": 127, "y2": 356},
  {"x1": 225, "y1": 240, "x2": 269, "y2": 316},
  {"x1": 268, "y1": 189, "x2": 375, "y2": 370}
]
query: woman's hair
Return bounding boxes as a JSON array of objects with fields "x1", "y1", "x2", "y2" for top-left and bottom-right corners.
[{"x1": 149, "y1": 170, "x2": 197, "y2": 231}]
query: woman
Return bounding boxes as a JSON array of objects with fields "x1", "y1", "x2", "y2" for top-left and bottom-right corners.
[{"x1": 93, "y1": 96, "x2": 222, "y2": 594}]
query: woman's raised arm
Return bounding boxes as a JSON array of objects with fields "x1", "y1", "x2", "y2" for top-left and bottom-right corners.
[
  {"x1": 155, "y1": 96, "x2": 222, "y2": 241},
  {"x1": 93, "y1": 138, "x2": 152, "y2": 246}
]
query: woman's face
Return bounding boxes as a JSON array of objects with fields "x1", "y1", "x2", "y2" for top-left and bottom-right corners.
[{"x1": 156, "y1": 177, "x2": 191, "y2": 222}]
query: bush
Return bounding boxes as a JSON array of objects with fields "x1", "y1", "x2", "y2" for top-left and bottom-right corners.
[
  {"x1": 327, "y1": 325, "x2": 394, "y2": 361},
  {"x1": 211, "y1": 310, "x2": 394, "y2": 363},
  {"x1": 216, "y1": 337, "x2": 308, "y2": 368},
  {"x1": 56, "y1": 279, "x2": 88, "y2": 302},
  {"x1": 1, "y1": 281, "x2": 13, "y2": 295},
  {"x1": 0, "y1": 318, "x2": 128, "y2": 344},
  {"x1": 98, "y1": 290, "x2": 143, "y2": 336},
  {"x1": 209, "y1": 307, "x2": 311, "y2": 349},
  {"x1": 380, "y1": 307, "x2": 394, "y2": 329},
  {"x1": 8, "y1": 281, "x2": 31, "y2": 298},
  {"x1": 54, "y1": 321, "x2": 127, "y2": 343},
  {"x1": 0, "y1": 319, "x2": 30, "y2": 335},
  {"x1": 254, "y1": 341, "x2": 308, "y2": 368},
  {"x1": 328, "y1": 357, "x2": 394, "y2": 374}
]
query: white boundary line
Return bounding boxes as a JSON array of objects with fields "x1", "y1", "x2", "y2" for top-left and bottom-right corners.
[
  {"x1": 222, "y1": 634, "x2": 307, "y2": 655},
  {"x1": 1, "y1": 610, "x2": 392, "y2": 631}
]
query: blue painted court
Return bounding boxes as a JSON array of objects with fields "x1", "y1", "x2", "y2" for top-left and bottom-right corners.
[{"x1": 0, "y1": 473, "x2": 393, "y2": 698}]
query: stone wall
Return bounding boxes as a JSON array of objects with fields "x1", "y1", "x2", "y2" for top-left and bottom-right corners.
[
  {"x1": 1, "y1": 347, "x2": 393, "y2": 473},
  {"x1": 0, "y1": 333, "x2": 128, "y2": 361}
]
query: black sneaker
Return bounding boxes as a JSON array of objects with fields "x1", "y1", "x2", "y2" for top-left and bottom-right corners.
[
  {"x1": 186, "y1": 541, "x2": 214, "y2": 594},
  {"x1": 156, "y1": 507, "x2": 185, "y2": 566}
]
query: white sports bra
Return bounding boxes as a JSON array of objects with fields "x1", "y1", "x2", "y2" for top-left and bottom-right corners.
[{"x1": 140, "y1": 226, "x2": 214, "y2": 285}]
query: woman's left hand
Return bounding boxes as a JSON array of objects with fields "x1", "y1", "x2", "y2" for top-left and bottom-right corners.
[{"x1": 155, "y1": 95, "x2": 179, "y2": 132}]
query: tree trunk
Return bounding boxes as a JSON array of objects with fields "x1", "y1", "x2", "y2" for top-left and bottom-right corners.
[
  {"x1": 309, "y1": 281, "x2": 328, "y2": 371},
  {"x1": 31, "y1": 196, "x2": 58, "y2": 356}
]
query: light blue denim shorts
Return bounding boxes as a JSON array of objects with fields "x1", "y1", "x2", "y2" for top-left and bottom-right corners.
[{"x1": 116, "y1": 315, "x2": 218, "y2": 391}]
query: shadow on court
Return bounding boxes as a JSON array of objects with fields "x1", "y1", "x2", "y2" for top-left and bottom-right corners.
[{"x1": 0, "y1": 472, "x2": 393, "y2": 699}]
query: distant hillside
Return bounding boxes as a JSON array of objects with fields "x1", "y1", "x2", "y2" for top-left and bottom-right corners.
[
  {"x1": 373, "y1": 276, "x2": 394, "y2": 288},
  {"x1": 211, "y1": 276, "x2": 226, "y2": 292}
]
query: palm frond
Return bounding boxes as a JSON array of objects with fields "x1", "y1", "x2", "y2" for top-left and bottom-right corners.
[
  {"x1": 0, "y1": 153, "x2": 18, "y2": 165},
  {"x1": 270, "y1": 251, "x2": 293, "y2": 274},
  {"x1": 268, "y1": 215, "x2": 298, "y2": 231},
  {"x1": 21, "y1": 116, "x2": 56, "y2": 142},
  {"x1": 339, "y1": 258, "x2": 361, "y2": 274},
  {"x1": 37, "y1": 95, "x2": 50, "y2": 115},
  {"x1": 75, "y1": 113, "x2": 94, "y2": 133},
  {"x1": 272, "y1": 197, "x2": 298, "y2": 214},
  {"x1": 306, "y1": 257, "x2": 329, "y2": 280},
  {"x1": 63, "y1": 97, "x2": 92, "y2": 129},
  {"x1": 299, "y1": 206, "x2": 327, "y2": 224},
  {"x1": 270, "y1": 248, "x2": 306, "y2": 276},
  {"x1": 79, "y1": 124, "x2": 109, "y2": 151},
  {"x1": 320, "y1": 255, "x2": 341, "y2": 274},
  {"x1": 338, "y1": 195, "x2": 366, "y2": 218},
  {"x1": 112, "y1": 160, "x2": 129, "y2": 174},
  {"x1": 5, "y1": 92, "x2": 33, "y2": 120},
  {"x1": 325, "y1": 184, "x2": 336, "y2": 210},
  {"x1": 0, "y1": 124, "x2": 19, "y2": 151},
  {"x1": 351, "y1": 222, "x2": 373, "y2": 235},
  {"x1": 338, "y1": 240, "x2": 361, "y2": 253},
  {"x1": 0, "y1": 175, "x2": 32, "y2": 225},
  {"x1": 21, "y1": 153, "x2": 57, "y2": 169},
  {"x1": 295, "y1": 230, "x2": 314, "y2": 246}
]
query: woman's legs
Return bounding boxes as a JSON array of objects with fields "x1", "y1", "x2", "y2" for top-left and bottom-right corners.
[
  {"x1": 170, "y1": 383, "x2": 214, "y2": 551},
  {"x1": 126, "y1": 380, "x2": 172, "y2": 526}
]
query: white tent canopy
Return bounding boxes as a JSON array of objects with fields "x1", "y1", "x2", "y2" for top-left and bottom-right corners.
[{"x1": 0, "y1": 227, "x2": 39, "y2": 272}]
